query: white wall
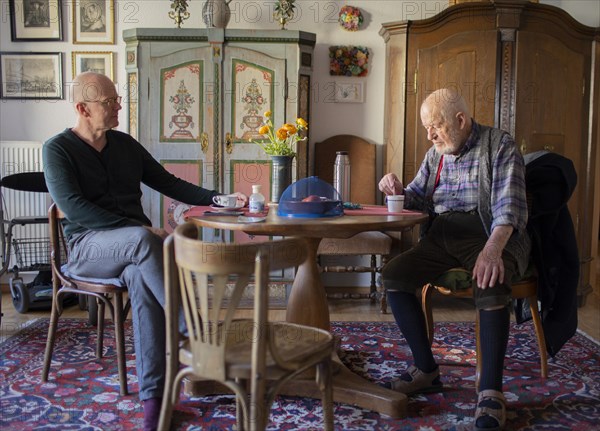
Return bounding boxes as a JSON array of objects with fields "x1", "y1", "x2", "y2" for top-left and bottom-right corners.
[{"x1": 1, "y1": 0, "x2": 598, "y2": 149}]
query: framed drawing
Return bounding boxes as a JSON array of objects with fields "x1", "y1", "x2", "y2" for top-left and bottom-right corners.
[
  {"x1": 73, "y1": 0, "x2": 114, "y2": 44},
  {"x1": 0, "y1": 52, "x2": 63, "y2": 99},
  {"x1": 72, "y1": 51, "x2": 114, "y2": 79},
  {"x1": 334, "y1": 82, "x2": 364, "y2": 103},
  {"x1": 9, "y1": 0, "x2": 63, "y2": 41}
]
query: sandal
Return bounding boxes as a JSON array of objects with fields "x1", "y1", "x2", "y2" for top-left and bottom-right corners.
[
  {"x1": 384, "y1": 365, "x2": 443, "y2": 395},
  {"x1": 474, "y1": 389, "x2": 506, "y2": 431}
]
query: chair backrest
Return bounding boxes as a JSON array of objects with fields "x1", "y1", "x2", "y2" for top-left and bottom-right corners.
[
  {"x1": 314, "y1": 135, "x2": 377, "y2": 204},
  {"x1": 165, "y1": 222, "x2": 307, "y2": 381},
  {"x1": 48, "y1": 203, "x2": 71, "y2": 289}
]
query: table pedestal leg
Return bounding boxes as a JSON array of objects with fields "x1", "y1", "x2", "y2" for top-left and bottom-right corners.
[
  {"x1": 278, "y1": 352, "x2": 407, "y2": 418},
  {"x1": 282, "y1": 236, "x2": 407, "y2": 418},
  {"x1": 286, "y1": 237, "x2": 330, "y2": 329}
]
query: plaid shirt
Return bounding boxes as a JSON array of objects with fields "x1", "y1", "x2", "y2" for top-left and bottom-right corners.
[{"x1": 405, "y1": 121, "x2": 528, "y2": 233}]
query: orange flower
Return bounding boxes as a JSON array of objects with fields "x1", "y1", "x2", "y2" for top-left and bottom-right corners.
[{"x1": 251, "y1": 112, "x2": 308, "y2": 157}]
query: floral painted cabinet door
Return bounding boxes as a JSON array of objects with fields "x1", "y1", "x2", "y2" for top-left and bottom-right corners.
[
  {"x1": 148, "y1": 47, "x2": 215, "y2": 232},
  {"x1": 221, "y1": 47, "x2": 286, "y2": 201}
]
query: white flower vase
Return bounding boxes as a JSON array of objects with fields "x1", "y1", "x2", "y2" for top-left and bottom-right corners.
[{"x1": 202, "y1": 0, "x2": 232, "y2": 28}]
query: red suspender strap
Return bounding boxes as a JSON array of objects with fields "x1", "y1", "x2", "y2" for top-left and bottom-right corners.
[{"x1": 433, "y1": 155, "x2": 444, "y2": 192}]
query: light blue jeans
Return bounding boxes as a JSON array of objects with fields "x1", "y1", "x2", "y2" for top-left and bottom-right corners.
[{"x1": 67, "y1": 226, "x2": 166, "y2": 401}]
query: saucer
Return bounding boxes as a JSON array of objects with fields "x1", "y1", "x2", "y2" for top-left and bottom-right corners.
[{"x1": 210, "y1": 203, "x2": 245, "y2": 212}]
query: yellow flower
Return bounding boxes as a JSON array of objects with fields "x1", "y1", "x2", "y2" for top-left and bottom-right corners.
[
  {"x1": 276, "y1": 128, "x2": 289, "y2": 140},
  {"x1": 282, "y1": 123, "x2": 297, "y2": 135},
  {"x1": 251, "y1": 112, "x2": 308, "y2": 157}
]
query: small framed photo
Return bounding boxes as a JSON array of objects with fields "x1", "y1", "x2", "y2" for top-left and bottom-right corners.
[
  {"x1": 9, "y1": 0, "x2": 63, "y2": 41},
  {"x1": 72, "y1": 51, "x2": 114, "y2": 79},
  {"x1": 0, "y1": 52, "x2": 63, "y2": 100},
  {"x1": 334, "y1": 82, "x2": 364, "y2": 103},
  {"x1": 73, "y1": 0, "x2": 114, "y2": 44}
]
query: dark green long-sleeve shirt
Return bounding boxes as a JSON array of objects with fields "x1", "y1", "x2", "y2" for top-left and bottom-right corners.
[{"x1": 43, "y1": 128, "x2": 218, "y2": 239}]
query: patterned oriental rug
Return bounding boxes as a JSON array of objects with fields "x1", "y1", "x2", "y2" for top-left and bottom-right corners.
[{"x1": 1, "y1": 319, "x2": 599, "y2": 430}]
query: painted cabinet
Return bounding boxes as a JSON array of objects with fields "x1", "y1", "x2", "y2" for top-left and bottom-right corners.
[
  {"x1": 380, "y1": 1, "x2": 600, "y2": 303},
  {"x1": 123, "y1": 28, "x2": 315, "y2": 233}
]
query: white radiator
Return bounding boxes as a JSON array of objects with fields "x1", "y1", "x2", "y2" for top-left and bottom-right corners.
[{"x1": 1, "y1": 141, "x2": 50, "y2": 272}]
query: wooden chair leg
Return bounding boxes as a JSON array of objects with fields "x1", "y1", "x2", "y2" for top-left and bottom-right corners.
[
  {"x1": 96, "y1": 296, "x2": 105, "y2": 359},
  {"x1": 379, "y1": 255, "x2": 390, "y2": 314},
  {"x1": 369, "y1": 254, "x2": 377, "y2": 303},
  {"x1": 317, "y1": 359, "x2": 334, "y2": 431},
  {"x1": 42, "y1": 288, "x2": 62, "y2": 382},
  {"x1": 527, "y1": 294, "x2": 548, "y2": 378},
  {"x1": 113, "y1": 293, "x2": 128, "y2": 396},
  {"x1": 475, "y1": 309, "x2": 481, "y2": 392},
  {"x1": 421, "y1": 284, "x2": 435, "y2": 346}
]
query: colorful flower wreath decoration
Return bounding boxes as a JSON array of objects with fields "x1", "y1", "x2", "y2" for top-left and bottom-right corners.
[
  {"x1": 329, "y1": 45, "x2": 369, "y2": 77},
  {"x1": 338, "y1": 5, "x2": 363, "y2": 32}
]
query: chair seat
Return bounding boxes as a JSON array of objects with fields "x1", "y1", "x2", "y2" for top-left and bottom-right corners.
[
  {"x1": 430, "y1": 262, "x2": 537, "y2": 295},
  {"x1": 318, "y1": 231, "x2": 392, "y2": 255},
  {"x1": 421, "y1": 264, "x2": 548, "y2": 386},
  {"x1": 179, "y1": 320, "x2": 334, "y2": 378}
]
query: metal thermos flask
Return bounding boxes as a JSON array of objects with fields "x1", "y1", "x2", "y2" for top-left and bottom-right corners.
[{"x1": 333, "y1": 151, "x2": 351, "y2": 202}]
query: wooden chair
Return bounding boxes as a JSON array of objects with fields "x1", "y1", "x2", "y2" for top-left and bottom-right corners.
[
  {"x1": 159, "y1": 223, "x2": 335, "y2": 431},
  {"x1": 314, "y1": 135, "x2": 394, "y2": 304},
  {"x1": 42, "y1": 203, "x2": 130, "y2": 395},
  {"x1": 421, "y1": 267, "x2": 548, "y2": 388}
]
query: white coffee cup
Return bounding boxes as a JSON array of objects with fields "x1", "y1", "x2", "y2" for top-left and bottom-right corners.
[
  {"x1": 386, "y1": 194, "x2": 405, "y2": 213},
  {"x1": 213, "y1": 194, "x2": 238, "y2": 207}
]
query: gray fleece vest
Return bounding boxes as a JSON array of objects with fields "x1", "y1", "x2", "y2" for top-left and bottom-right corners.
[{"x1": 424, "y1": 125, "x2": 531, "y2": 277}]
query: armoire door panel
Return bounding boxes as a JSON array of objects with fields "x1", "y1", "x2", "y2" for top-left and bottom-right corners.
[
  {"x1": 515, "y1": 30, "x2": 585, "y2": 235},
  {"x1": 148, "y1": 47, "x2": 215, "y2": 228},
  {"x1": 405, "y1": 30, "x2": 497, "y2": 184},
  {"x1": 222, "y1": 47, "x2": 286, "y2": 195}
]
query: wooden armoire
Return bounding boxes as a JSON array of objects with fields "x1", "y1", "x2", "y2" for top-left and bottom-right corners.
[
  {"x1": 380, "y1": 0, "x2": 600, "y2": 303},
  {"x1": 123, "y1": 28, "x2": 315, "y2": 236}
]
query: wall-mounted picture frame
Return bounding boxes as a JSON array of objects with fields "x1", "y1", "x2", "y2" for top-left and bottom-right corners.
[
  {"x1": 72, "y1": 51, "x2": 114, "y2": 79},
  {"x1": 0, "y1": 52, "x2": 63, "y2": 100},
  {"x1": 334, "y1": 82, "x2": 364, "y2": 103},
  {"x1": 73, "y1": 0, "x2": 114, "y2": 44},
  {"x1": 8, "y1": 0, "x2": 63, "y2": 41}
]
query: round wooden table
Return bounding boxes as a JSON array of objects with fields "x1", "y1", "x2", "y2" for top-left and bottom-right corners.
[{"x1": 187, "y1": 205, "x2": 429, "y2": 418}]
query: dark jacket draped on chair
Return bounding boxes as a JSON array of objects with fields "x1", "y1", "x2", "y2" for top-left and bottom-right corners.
[{"x1": 523, "y1": 151, "x2": 579, "y2": 357}]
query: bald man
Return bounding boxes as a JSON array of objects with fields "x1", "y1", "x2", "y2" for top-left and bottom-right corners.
[
  {"x1": 43, "y1": 72, "x2": 246, "y2": 431},
  {"x1": 378, "y1": 88, "x2": 530, "y2": 431}
]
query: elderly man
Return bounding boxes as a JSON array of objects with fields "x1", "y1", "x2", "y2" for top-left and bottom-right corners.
[
  {"x1": 379, "y1": 88, "x2": 530, "y2": 431},
  {"x1": 43, "y1": 72, "x2": 247, "y2": 431}
]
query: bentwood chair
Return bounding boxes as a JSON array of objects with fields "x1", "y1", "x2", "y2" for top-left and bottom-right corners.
[
  {"x1": 315, "y1": 135, "x2": 394, "y2": 306},
  {"x1": 42, "y1": 203, "x2": 130, "y2": 395},
  {"x1": 159, "y1": 223, "x2": 335, "y2": 431},
  {"x1": 420, "y1": 266, "x2": 548, "y2": 388}
]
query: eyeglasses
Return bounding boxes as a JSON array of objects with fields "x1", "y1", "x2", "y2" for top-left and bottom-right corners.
[
  {"x1": 423, "y1": 122, "x2": 444, "y2": 134},
  {"x1": 86, "y1": 96, "x2": 122, "y2": 106}
]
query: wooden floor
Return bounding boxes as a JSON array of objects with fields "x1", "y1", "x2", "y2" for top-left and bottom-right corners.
[{"x1": 2, "y1": 284, "x2": 599, "y2": 342}]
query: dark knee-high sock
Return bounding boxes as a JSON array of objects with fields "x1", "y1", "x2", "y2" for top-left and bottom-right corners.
[
  {"x1": 387, "y1": 291, "x2": 437, "y2": 373},
  {"x1": 479, "y1": 307, "x2": 510, "y2": 391}
]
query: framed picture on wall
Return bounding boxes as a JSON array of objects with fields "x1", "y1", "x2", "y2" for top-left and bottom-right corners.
[
  {"x1": 73, "y1": 0, "x2": 114, "y2": 44},
  {"x1": 72, "y1": 51, "x2": 114, "y2": 79},
  {"x1": 334, "y1": 82, "x2": 364, "y2": 103},
  {"x1": 8, "y1": 0, "x2": 63, "y2": 41},
  {"x1": 0, "y1": 52, "x2": 63, "y2": 99}
]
